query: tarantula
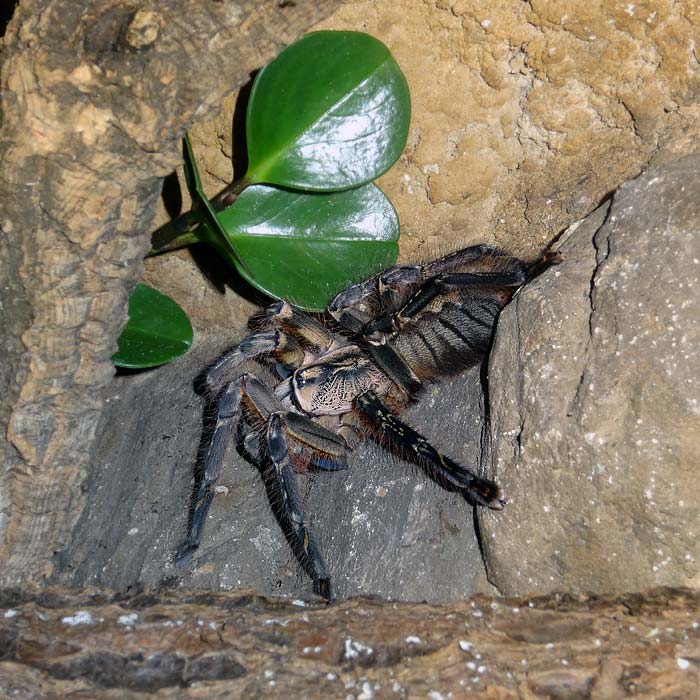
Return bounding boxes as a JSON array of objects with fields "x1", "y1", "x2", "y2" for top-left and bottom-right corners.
[{"x1": 177, "y1": 244, "x2": 560, "y2": 600}]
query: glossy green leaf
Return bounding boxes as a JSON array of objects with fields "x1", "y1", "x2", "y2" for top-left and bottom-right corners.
[
  {"x1": 181, "y1": 133, "x2": 205, "y2": 205},
  {"x1": 216, "y1": 183, "x2": 399, "y2": 310},
  {"x1": 245, "y1": 31, "x2": 410, "y2": 191},
  {"x1": 180, "y1": 134, "x2": 253, "y2": 274},
  {"x1": 113, "y1": 283, "x2": 193, "y2": 369}
]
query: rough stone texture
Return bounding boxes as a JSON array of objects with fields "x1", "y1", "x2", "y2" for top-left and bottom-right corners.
[
  {"x1": 173, "y1": 0, "x2": 700, "y2": 269},
  {"x1": 58, "y1": 332, "x2": 491, "y2": 602},
  {"x1": 0, "y1": 586, "x2": 698, "y2": 699},
  {"x1": 0, "y1": 0, "x2": 341, "y2": 586},
  {"x1": 481, "y1": 156, "x2": 700, "y2": 595}
]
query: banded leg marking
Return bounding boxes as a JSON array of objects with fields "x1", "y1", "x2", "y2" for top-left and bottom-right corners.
[
  {"x1": 267, "y1": 414, "x2": 333, "y2": 601},
  {"x1": 356, "y1": 390, "x2": 505, "y2": 509}
]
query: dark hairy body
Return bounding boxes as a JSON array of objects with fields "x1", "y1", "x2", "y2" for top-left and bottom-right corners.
[{"x1": 177, "y1": 245, "x2": 560, "y2": 600}]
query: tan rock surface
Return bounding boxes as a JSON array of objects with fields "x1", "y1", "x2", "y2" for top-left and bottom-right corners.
[
  {"x1": 161, "y1": 0, "x2": 700, "y2": 272},
  {"x1": 150, "y1": 0, "x2": 700, "y2": 329},
  {"x1": 1, "y1": 586, "x2": 698, "y2": 699}
]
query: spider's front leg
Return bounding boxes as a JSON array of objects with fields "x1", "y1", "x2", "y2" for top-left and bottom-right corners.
[
  {"x1": 179, "y1": 369, "x2": 347, "y2": 601},
  {"x1": 206, "y1": 300, "x2": 335, "y2": 395},
  {"x1": 176, "y1": 374, "x2": 256, "y2": 561},
  {"x1": 356, "y1": 390, "x2": 505, "y2": 510},
  {"x1": 265, "y1": 413, "x2": 345, "y2": 601}
]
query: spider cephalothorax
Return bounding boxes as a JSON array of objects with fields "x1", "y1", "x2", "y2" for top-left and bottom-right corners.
[{"x1": 177, "y1": 245, "x2": 560, "y2": 600}]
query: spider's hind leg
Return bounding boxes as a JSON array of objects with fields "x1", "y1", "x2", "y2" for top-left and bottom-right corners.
[
  {"x1": 265, "y1": 414, "x2": 344, "y2": 601},
  {"x1": 356, "y1": 390, "x2": 505, "y2": 510}
]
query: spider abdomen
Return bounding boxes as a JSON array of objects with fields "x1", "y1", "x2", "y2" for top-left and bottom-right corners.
[{"x1": 393, "y1": 292, "x2": 507, "y2": 380}]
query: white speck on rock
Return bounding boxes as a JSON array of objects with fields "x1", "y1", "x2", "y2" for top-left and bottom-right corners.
[
  {"x1": 358, "y1": 681, "x2": 374, "y2": 700},
  {"x1": 459, "y1": 640, "x2": 472, "y2": 651},
  {"x1": 677, "y1": 657, "x2": 691, "y2": 670},
  {"x1": 344, "y1": 638, "x2": 374, "y2": 660},
  {"x1": 61, "y1": 610, "x2": 93, "y2": 626},
  {"x1": 117, "y1": 613, "x2": 138, "y2": 626},
  {"x1": 4, "y1": 610, "x2": 17, "y2": 618},
  {"x1": 127, "y1": 527, "x2": 139, "y2": 536},
  {"x1": 405, "y1": 635, "x2": 421, "y2": 644}
]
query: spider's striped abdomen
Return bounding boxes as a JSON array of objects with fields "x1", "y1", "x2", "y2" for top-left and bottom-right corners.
[{"x1": 392, "y1": 289, "x2": 509, "y2": 381}]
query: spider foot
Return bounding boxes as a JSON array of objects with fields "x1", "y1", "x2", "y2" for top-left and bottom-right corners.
[
  {"x1": 174, "y1": 541, "x2": 197, "y2": 568},
  {"x1": 526, "y1": 250, "x2": 563, "y2": 280},
  {"x1": 463, "y1": 475, "x2": 506, "y2": 510},
  {"x1": 314, "y1": 577, "x2": 333, "y2": 602}
]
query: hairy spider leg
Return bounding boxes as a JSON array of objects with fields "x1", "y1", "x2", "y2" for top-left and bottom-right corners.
[
  {"x1": 266, "y1": 413, "x2": 343, "y2": 601},
  {"x1": 362, "y1": 342, "x2": 423, "y2": 397},
  {"x1": 525, "y1": 250, "x2": 564, "y2": 280},
  {"x1": 180, "y1": 368, "x2": 348, "y2": 598},
  {"x1": 272, "y1": 411, "x2": 349, "y2": 471},
  {"x1": 205, "y1": 329, "x2": 301, "y2": 395},
  {"x1": 176, "y1": 375, "x2": 253, "y2": 561},
  {"x1": 356, "y1": 390, "x2": 505, "y2": 510},
  {"x1": 422, "y1": 244, "x2": 520, "y2": 276},
  {"x1": 206, "y1": 301, "x2": 335, "y2": 396}
]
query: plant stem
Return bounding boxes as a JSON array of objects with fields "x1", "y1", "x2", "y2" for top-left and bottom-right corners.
[
  {"x1": 148, "y1": 176, "x2": 252, "y2": 256},
  {"x1": 147, "y1": 209, "x2": 203, "y2": 256},
  {"x1": 211, "y1": 176, "x2": 251, "y2": 211},
  {"x1": 147, "y1": 232, "x2": 201, "y2": 257}
]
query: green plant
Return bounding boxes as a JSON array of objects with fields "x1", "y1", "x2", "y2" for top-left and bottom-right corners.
[
  {"x1": 115, "y1": 31, "x2": 410, "y2": 369},
  {"x1": 112, "y1": 283, "x2": 193, "y2": 369}
]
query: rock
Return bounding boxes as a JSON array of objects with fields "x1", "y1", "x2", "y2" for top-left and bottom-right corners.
[
  {"x1": 480, "y1": 156, "x2": 700, "y2": 595},
  {"x1": 172, "y1": 0, "x2": 700, "y2": 269},
  {"x1": 57, "y1": 330, "x2": 492, "y2": 602},
  {"x1": 1, "y1": 586, "x2": 698, "y2": 699}
]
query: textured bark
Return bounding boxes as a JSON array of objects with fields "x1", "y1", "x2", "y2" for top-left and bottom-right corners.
[
  {"x1": 0, "y1": 0, "x2": 341, "y2": 586},
  {"x1": 0, "y1": 586, "x2": 698, "y2": 698}
]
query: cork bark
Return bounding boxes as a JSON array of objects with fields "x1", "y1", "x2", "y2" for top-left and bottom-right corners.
[
  {"x1": 0, "y1": 0, "x2": 341, "y2": 586},
  {"x1": 0, "y1": 586, "x2": 698, "y2": 698}
]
